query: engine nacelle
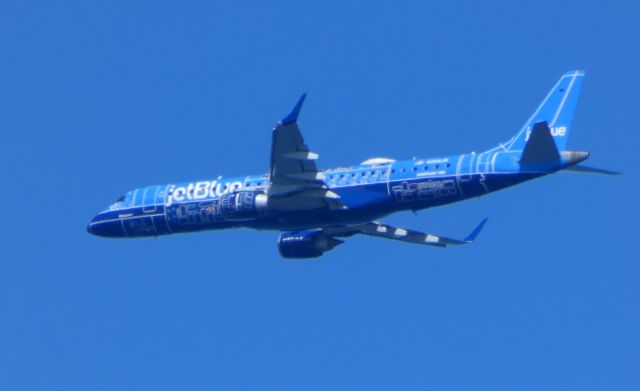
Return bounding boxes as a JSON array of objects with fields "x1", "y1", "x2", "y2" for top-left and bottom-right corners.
[
  {"x1": 220, "y1": 191, "x2": 268, "y2": 221},
  {"x1": 278, "y1": 230, "x2": 344, "y2": 259}
]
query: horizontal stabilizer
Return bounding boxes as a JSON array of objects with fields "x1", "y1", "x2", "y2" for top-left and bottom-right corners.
[
  {"x1": 520, "y1": 121, "x2": 560, "y2": 164},
  {"x1": 562, "y1": 164, "x2": 621, "y2": 176}
]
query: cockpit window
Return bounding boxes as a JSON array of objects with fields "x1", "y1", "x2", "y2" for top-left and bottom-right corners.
[
  {"x1": 107, "y1": 195, "x2": 127, "y2": 211},
  {"x1": 101, "y1": 192, "x2": 133, "y2": 212}
]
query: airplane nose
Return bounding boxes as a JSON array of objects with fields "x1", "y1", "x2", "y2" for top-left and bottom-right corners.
[{"x1": 87, "y1": 215, "x2": 126, "y2": 238}]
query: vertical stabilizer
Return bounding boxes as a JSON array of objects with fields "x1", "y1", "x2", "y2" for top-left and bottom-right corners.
[{"x1": 505, "y1": 70, "x2": 585, "y2": 152}]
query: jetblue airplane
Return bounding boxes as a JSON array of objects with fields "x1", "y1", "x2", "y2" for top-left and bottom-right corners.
[{"x1": 88, "y1": 70, "x2": 617, "y2": 258}]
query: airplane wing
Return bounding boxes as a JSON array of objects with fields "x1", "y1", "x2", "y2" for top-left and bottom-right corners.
[
  {"x1": 326, "y1": 218, "x2": 488, "y2": 247},
  {"x1": 268, "y1": 95, "x2": 343, "y2": 210}
]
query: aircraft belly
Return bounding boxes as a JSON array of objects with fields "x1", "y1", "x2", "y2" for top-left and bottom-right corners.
[{"x1": 245, "y1": 206, "x2": 396, "y2": 231}]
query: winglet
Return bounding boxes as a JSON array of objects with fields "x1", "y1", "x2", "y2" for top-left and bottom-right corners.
[
  {"x1": 281, "y1": 94, "x2": 307, "y2": 125},
  {"x1": 464, "y1": 218, "x2": 488, "y2": 242}
]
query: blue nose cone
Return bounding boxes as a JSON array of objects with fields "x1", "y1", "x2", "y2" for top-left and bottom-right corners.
[{"x1": 87, "y1": 215, "x2": 126, "y2": 238}]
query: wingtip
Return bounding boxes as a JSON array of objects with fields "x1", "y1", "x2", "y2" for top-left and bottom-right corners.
[
  {"x1": 464, "y1": 218, "x2": 488, "y2": 242},
  {"x1": 281, "y1": 93, "x2": 307, "y2": 125}
]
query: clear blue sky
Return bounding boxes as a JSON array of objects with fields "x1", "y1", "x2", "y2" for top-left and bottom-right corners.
[{"x1": 1, "y1": 1, "x2": 638, "y2": 389}]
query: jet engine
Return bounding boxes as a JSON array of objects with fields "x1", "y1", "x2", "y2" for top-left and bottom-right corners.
[
  {"x1": 278, "y1": 230, "x2": 344, "y2": 259},
  {"x1": 220, "y1": 191, "x2": 268, "y2": 221}
]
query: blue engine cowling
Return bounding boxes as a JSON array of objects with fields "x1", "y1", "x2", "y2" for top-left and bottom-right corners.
[
  {"x1": 278, "y1": 230, "x2": 344, "y2": 259},
  {"x1": 220, "y1": 191, "x2": 268, "y2": 221}
]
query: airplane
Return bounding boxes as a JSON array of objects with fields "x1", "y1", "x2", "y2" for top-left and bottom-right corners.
[{"x1": 88, "y1": 70, "x2": 618, "y2": 258}]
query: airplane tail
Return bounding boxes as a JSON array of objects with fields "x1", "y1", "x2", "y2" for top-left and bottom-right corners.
[
  {"x1": 504, "y1": 70, "x2": 585, "y2": 152},
  {"x1": 500, "y1": 71, "x2": 618, "y2": 174}
]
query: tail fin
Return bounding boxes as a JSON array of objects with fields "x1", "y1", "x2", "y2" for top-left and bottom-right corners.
[{"x1": 505, "y1": 70, "x2": 585, "y2": 152}]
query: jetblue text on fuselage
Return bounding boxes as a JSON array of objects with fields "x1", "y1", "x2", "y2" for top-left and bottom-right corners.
[{"x1": 166, "y1": 180, "x2": 244, "y2": 206}]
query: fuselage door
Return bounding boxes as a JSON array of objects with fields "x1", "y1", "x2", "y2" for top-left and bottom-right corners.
[
  {"x1": 142, "y1": 186, "x2": 159, "y2": 213},
  {"x1": 456, "y1": 154, "x2": 475, "y2": 182}
]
